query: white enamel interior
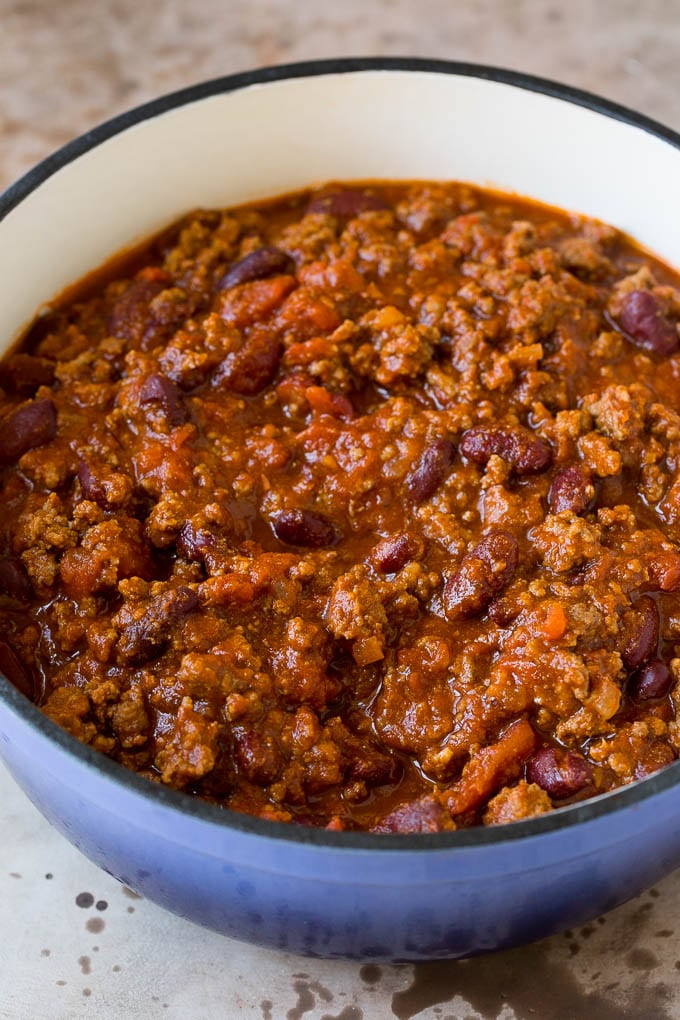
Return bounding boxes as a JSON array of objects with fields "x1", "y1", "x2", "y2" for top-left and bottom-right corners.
[{"x1": 1, "y1": 68, "x2": 679, "y2": 345}]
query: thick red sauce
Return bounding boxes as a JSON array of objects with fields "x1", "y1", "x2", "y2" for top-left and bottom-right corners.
[{"x1": 1, "y1": 180, "x2": 680, "y2": 832}]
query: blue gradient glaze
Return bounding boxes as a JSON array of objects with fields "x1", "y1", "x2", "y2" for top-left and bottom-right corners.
[{"x1": 3, "y1": 679, "x2": 680, "y2": 960}]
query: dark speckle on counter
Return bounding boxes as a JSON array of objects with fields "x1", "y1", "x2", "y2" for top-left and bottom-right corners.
[
  {"x1": 359, "y1": 965, "x2": 382, "y2": 985},
  {"x1": 75, "y1": 892, "x2": 94, "y2": 909},
  {"x1": 286, "y1": 977, "x2": 334, "y2": 1019},
  {"x1": 391, "y1": 946, "x2": 675, "y2": 1020},
  {"x1": 627, "y1": 948, "x2": 661, "y2": 971},
  {"x1": 85, "y1": 918, "x2": 105, "y2": 935},
  {"x1": 286, "y1": 980, "x2": 315, "y2": 1020}
]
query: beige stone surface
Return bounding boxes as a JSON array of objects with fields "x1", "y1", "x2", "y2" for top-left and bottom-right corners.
[
  {"x1": 2, "y1": 759, "x2": 680, "y2": 1020},
  {"x1": 2, "y1": 3, "x2": 680, "y2": 1018},
  {"x1": 1, "y1": 0, "x2": 680, "y2": 191}
]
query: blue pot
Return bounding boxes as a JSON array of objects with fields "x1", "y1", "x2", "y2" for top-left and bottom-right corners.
[
  {"x1": 2, "y1": 58, "x2": 680, "y2": 960},
  {"x1": 3, "y1": 678, "x2": 680, "y2": 960}
]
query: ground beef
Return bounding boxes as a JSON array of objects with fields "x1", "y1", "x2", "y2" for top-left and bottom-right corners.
[{"x1": 2, "y1": 180, "x2": 680, "y2": 831}]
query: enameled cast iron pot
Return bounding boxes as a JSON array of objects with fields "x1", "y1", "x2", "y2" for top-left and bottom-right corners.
[{"x1": 2, "y1": 59, "x2": 680, "y2": 961}]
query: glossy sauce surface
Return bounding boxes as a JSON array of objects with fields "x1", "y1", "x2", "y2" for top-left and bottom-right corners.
[{"x1": 1, "y1": 180, "x2": 680, "y2": 832}]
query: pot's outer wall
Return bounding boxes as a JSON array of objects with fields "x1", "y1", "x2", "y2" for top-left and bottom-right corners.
[
  {"x1": 2, "y1": 61, "x2": 680, "y2": 959},
  {"x1": 4, "y1": 696, "x2": 680, "y2": 960}
]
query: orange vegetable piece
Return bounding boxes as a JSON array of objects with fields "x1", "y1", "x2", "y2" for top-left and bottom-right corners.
[
  {"x1": 542, "y1": 602, "x2": 567, "y2": 641},
  {"x1": 443, "y1": 718, "x2": 538, "y2": 818},
  {"x1": 199, "y1": 573, "x2": 257, "y2": 607},
  {"x1": 277, "y1": 288, "x2": 341, "y2": 338},
  {"x1": 650, "y1": 549, "x2": 680, "y2": 592},
  {"x1": 305, "y1": 386, "x2": 353, "y2": 419},
  {"x1": 219, "y1": 274, "x2": 297, "y2": 329}
]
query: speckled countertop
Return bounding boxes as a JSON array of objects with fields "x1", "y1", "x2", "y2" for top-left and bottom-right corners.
[{"x1": 2, "y1": 2, "x2": 680, "y2": 1018}]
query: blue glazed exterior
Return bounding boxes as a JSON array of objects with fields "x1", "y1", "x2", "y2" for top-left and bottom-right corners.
[
  {"x1": 3, "y1": 680, "x2": 680, "y2": 960},
  {"x1": 3, "y1": 59, "x2": 680, "y2": 961}
]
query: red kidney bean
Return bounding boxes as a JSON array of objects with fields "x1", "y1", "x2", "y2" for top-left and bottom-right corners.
[
  {"x1": 406, "y1": 438, "x2": 455, "y2": 503},
  {"x1": 176, "y1": 523, "x2": 217, "y2": 562},
  {"x1": 233, "y1": 727, "x2": 283, "y2": 785},
  {"x1": 460, "y1": 425, "x2": 552, "y2": 475},
  {"x1": 371, "y1": 533, "x2": 415, "y2": 573},
  {"x1": 77, "y1": 459, "x2": 108, "y2": 507},
  {"x1": 117, "y1": 586, "x2": 199, "y2": 665},
  {"x1": 138, "y1": 373, "x2": 187, "y2": 427},
  {"x1": 139, "y1": 287, "x2": 197, "y2": 353},
  {"x1": 0, "y1": 557, "x2": 32, "y2": 601},
  {"x1": 307, "y1": 189, "x2": 389, "y2": 217},
  {"x1": 622, "y1": 595, "x2": 659, "y2": 670},
  {"x1": 0, "y1": 640, "x2": 34, "y2": 700},
  {"x1": 373, "y1": 795, "x2": 453, "y2": 833},
  {"x1": 78, "y1": 458, "x2": 132, "y2": 510},
  {"x1": 218, "y1": 246, "x2": 295, "y2": 290},
  {"x1": 165, "y1": 585, "x2": 200, "y2": 616},
  {"x1": 487, "y1": 596, "x2": 522, "y2": 627},
  {"x1": 618, "y1": 290, "x2": 679, "y2": 356},
  {"x1": 629, "y1": 658, "x2": 673, "y2": 701},
  {"x1": 108, "y1": 275, "x2": 169, "y2": 342},
  {"x1": 214, "y1": 331, "x2": 283, "y2": 396},
  {"x1": 444, "y1": 529, "x2": 519, "y2": 618},
  {"x1": 0, "y1": 398, "x2": 57, "y2": 464},
  {"x1": 0, "y1": 354, "x2": 55, "y2": 395},
  {"x1": 273, "y1": 508, "x2": 337, "y2": 548},
  {"x1": 548, "y1": 465, "x2": 593, "y2": 515},
  {"x1": 526, "y1": 747, "x2": 593, "y2": 800}
]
